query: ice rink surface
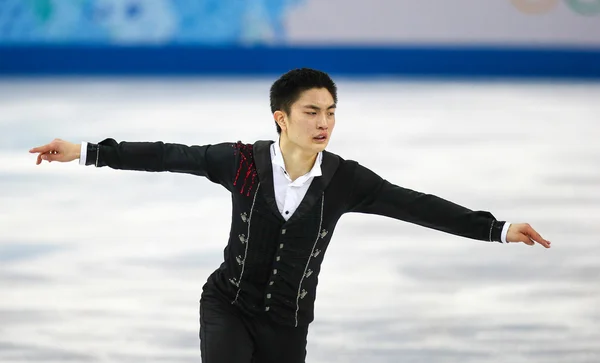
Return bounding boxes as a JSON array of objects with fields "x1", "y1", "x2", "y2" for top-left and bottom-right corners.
[{"x1": 1, "y1": 77, "x2": 599, "y2": 363}]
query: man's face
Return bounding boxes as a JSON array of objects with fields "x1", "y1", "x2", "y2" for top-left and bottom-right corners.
[{"x1": 276, "y1": 87, "x2": 336, "y2": 154}]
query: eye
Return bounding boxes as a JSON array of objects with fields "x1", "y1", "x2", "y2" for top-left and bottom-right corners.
[
  {"x1": 306, "y1": 112, "x2": 317, "y2": 115},
  {"x1": 328, "y1": 112, "x2": 335, "y2": 116}
]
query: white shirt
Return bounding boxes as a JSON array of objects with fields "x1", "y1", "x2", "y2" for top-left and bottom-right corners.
[
  {"x1": 270, "y1": 138, "x2": 322, "y2": 220},
  {"x1": 79, "y1": 141, "x2": 510, "y2": 242}
]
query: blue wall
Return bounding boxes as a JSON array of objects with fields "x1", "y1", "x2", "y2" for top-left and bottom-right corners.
[{"x1": 2, "y1": 45, "x2": 599, "y2": 78}]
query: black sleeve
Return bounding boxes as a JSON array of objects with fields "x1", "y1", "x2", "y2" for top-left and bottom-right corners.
[
  {"x1": 84, "y1": 138, "x2": 236, "y2": 189},
  {"x1": 345, "y1": 162, "x2": 505, "y2": 242}
]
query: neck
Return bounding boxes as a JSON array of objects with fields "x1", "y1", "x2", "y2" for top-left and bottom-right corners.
[{"x1": 278, "y1": 134, "x2": 318, "y2": 181}]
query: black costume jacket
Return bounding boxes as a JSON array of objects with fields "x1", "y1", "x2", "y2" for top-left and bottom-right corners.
[{"x1": 84, "y1": 139, "x2": 506, "y2": 327}]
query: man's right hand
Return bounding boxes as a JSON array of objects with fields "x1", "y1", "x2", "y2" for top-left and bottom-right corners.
[{"x1": 29, "y1": 139, "x2": 81, "y2": 165}]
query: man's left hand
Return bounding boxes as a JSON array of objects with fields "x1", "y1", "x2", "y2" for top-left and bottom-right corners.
[{"x1": 507, "y1": 223, "x2": 551, "y2": 248}]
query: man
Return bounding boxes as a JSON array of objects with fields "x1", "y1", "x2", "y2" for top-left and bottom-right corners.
[{"x1": 29, "y1": 68, "x2": 551, "y2": 363}]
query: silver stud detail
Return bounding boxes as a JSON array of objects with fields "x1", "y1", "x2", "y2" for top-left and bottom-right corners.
[
  {"x1": 305, "y1": 269, "x2": 313, "y2": 278},
  {"x1": 320, "y1": 229, "x2": 328, "y2": 238},
  {"x1": 231, "y1": 183, "x2": 261, "y2": 306},
  {"x1": 300, "y1": 289, "x2": 307, "y2": 299}
]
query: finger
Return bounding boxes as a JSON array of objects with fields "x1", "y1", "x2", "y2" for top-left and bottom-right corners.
[
  {"x1": 37, "y1": 152, "x2": 53, "y2": 165},
  {"x1": 30, "y1": 143, "x2": 55, "y2": 154},
  {"x1": 525, "y1": 226, "x2": 551, "y2": 248},
  {"x1": 533, "y1": 237, "x2": 551, "y2": 248},
  {"x1": 520, "y1": 233, "x2": 534, "y2": 245},
  {"x1": 41, "y1": 153, "x2": 59, "y2": 162}
]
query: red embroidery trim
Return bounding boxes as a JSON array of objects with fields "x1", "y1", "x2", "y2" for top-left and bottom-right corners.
[{"x1": 232, "y1": 142, "x2": 258, "y2": 196}]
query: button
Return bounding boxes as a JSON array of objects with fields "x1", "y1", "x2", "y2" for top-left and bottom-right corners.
[
  {"x1": 279, "y1": 243, "x2": 284, "y2": 249},
  {"x1": 265, "y1": 306, "x2": 270, "y2": 311},
  {"x1": 281, "y1": 229, "x2": 286, "y2": 235},
  {"x1": 267, "y1": 294, "x2": 271, "y2": 299},
  {"x1": 285, "y1": 211, "x2": 289, "y2": 215},
  {"x1": 276, "y1": 256, "x2": 280, "y2": 261},
  {"x1": 269, "y1": 281, "x2": 274, "y2": 285},
  {"x1": 273, "y1": 269, "x2": 278, "y2": 275}
]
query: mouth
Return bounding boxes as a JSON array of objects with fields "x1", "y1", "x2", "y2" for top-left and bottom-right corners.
[{"x1": 313, "y1": 133, "x2": 328, "y2": 142}]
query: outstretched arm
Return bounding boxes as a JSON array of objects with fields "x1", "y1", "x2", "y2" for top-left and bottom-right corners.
[
  {"x1": 345, "y1": 162, "x2": 550, "y2": 248},
  {"x1": 29, "y1": 138, "x2": 237, "y2": 189}
]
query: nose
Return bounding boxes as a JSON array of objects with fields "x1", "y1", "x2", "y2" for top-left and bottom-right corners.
[{"x1": 317, "y1": 115, "x2": 328, "y2": 129}]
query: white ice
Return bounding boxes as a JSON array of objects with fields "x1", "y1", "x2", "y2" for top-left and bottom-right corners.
[{"x1": 0, "y1": 77, "x2": 599, "y2": 363}]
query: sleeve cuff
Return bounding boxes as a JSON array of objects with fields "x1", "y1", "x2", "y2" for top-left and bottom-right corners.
[
  {"x1": 79, "y1": 142, "x2": 87, "y2": 165},
  {"x1": 501, "y1": 222, "x2": 511, "y2": 244},
  {"x1": 489, "y1": 220, "x2": 508, "y2": 243},
  {"x1": 80, "y1": 142, "x2": 100, "y2": 166}
]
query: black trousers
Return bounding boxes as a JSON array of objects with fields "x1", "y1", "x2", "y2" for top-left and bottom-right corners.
[{"x1": 199, "y1": 289, "x2": 309, "y2": 363}]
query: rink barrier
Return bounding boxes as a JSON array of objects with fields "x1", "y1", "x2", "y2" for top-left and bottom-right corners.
[{"x1": 1, "y1": 45, "x2": 599, "y2": 78}]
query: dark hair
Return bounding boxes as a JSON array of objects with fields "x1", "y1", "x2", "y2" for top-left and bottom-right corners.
[{"x1": 270, "y1": 68, "x2": 338, "y2": 134}]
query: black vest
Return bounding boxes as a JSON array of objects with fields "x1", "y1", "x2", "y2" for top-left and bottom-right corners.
[
  {"x1": 86, "y1": 138, "x2": 506, "y2": 327},
  {"x1": 205, "y1": 140, "x2": 350, "y2": 327}
]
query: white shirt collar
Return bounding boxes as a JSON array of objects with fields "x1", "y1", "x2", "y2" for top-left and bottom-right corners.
[{"x1": 270, "y1": 137, "x2": 322, "y2": 181}]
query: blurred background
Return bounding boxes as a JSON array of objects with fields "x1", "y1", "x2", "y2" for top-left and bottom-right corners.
[{"x1": 1, "y1": 1, "x2": 599, "y2": 362}]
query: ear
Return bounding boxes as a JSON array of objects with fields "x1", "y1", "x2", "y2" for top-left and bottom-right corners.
[{"x1": 273, "y1": 110, "x2": 287, "y2": 132}]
